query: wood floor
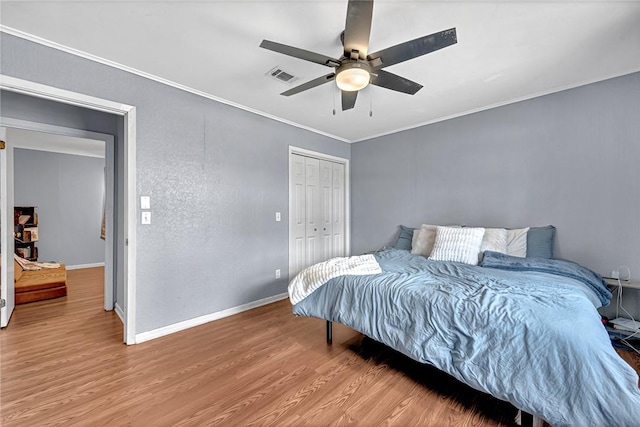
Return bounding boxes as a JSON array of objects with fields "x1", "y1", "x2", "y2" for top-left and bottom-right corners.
[{"x1": 1, "y1": 267, "x2": 639, "y2": 427}]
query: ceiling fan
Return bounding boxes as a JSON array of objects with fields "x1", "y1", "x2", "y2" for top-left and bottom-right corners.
[{"x1": 260, "y1": 0, "x2": 457, "y2": 111}]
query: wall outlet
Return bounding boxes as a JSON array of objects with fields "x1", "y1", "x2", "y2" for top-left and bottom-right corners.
[
  {"x1": 611, "y1": 269, "x2": 620, "y2": 279},
  {"x1": 275, "y1": 269, "x2": 281, "y2": 279}
]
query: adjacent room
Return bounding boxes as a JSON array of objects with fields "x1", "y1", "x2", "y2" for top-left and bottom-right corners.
[
  {"x1": 1, "y1": 1, "x2": 639, "y2": 426},
  {"x1": 9, "y1": 129, "x2": 107, "y2": 304}
]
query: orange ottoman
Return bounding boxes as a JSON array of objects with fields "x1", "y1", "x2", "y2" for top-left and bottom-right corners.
[{"x1": 14, "y1": 259, "x2": 67, "y2": 304}]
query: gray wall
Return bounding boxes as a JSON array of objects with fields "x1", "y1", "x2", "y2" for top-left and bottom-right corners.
[
  {"x1": 13, "y1": 148, "x2": 106, "y2": 267},
  {"x1": 1, "y1": 32, "x2": 350, "y2": 334},
  {"x1": 352, "y1": 72, "x2": 640, "y2": 279},
  {"x1": 0, "y1": 90, "x2": 120, "y2": 135}
]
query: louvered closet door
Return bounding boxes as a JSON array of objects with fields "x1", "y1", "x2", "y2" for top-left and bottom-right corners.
[
  {"x1": 331, "y1": 162, "x2": 345, "y2": 258},
  {"x1": 290, "y1": 154, "x2": 307, "y2": 275},
  {"x1": 319, "y1": 160, "x2": 334, "y2": 260},
  {"x1": 304, "y1": 157, "x2": 323, "y2": 266},
  {"x1": 290, "y1": 153, "x2": 346, "y2": 278}
]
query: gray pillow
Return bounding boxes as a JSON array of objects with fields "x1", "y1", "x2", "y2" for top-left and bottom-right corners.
[
  {"x1": 526, "y1": 225, "x2": 556, "y2": 258},
  {"x1": 394, "y1": 225, "x2": 415, "y2": 250}
]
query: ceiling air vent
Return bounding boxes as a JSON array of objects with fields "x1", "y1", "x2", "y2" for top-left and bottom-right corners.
[{"x1": 266, "y1": 66, "x2": 299, "y2": 85}]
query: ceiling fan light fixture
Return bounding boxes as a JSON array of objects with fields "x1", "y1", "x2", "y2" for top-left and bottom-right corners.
[{"x1": 335, "y1": 62, "x2": 371, "y2": 92}]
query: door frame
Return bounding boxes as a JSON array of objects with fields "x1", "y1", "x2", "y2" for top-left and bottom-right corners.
[
  {"x1": 0, "y1": 75, "x2": 137, "y2": 344},
  {"x1": 0, "y1": 127, "x2": 15, "y2": 327},
  {"x1": 288, "y1": 146, "x2": 350, "y2": 279}
]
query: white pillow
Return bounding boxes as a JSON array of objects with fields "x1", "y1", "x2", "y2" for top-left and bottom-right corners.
[
  {"x1": 507, "y1": 227, "x2": 529, "y2": 257},
  {"x1": 480, "y1": 228, "x2": 508, "y2": 254},
  {"x1": 412, "y1": 229, "x2": 420, "y2": 249},
  {"x1": 411, "y1": 224, "x2": 438, "y2": 257},
  {"x1": 429, "y1": 226, "x2": 486, "y2": 265}
]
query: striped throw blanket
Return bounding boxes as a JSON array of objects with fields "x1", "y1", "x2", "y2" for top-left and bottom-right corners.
[{"x1": 288, "y1": 254, "x2": 381, "y2": 305}]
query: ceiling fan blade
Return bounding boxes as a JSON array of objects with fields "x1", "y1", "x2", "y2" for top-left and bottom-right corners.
[
  {"x1": 342, "y1": 0, "x2": 374, "y2": 59},
  {"x1": 367, "y1": 28, "x2": 457, "y2": 69},
  {"x1": 370, "y1": 70, "x2": 423, "y2": 95},
  {"x1": 281, "y1": 73, "x2": 336, "y2": 96},
  {"x1": 341, "y1": 90, "x2": 358, "y2": 111},
  {"x1": 260, "y1": 40, "x2": 341, "y2": 67}
]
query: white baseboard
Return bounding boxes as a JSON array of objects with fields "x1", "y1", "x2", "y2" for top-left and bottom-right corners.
[
  {"x1": 134, "y1": 292, "x2": 289, "y2": 344},
  {"x1": 66, "y1": 262, "x2": 105, "y2": 270},
  {"x1": 114, "y1": 302, "x2": 125, "y2": 323}
]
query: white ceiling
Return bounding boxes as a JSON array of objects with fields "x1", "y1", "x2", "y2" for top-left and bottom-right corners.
[{"x1": 2, "y1": 1, "x2": 639, "y2": 142}]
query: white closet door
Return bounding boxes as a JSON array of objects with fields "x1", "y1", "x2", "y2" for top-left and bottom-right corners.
[
  {"x1": 331, "y1": 162, "x2": 345, "y2": 258},
  {"x1": 289, "y1": 152, "x2": 347, "y2": 279},
  {"x1": 319, "y1": 160, "x2": 334, "y2": 261},
  {"x1": 304, "y1": 157, "x2": 323, "y2": 266},
  {"x1": 289, "y1": 154, "x2": 307, "y2": 276}
]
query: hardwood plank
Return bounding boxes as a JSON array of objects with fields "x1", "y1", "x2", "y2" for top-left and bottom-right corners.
[{"x1": 2, "y1": 266, "x2": 639, "y2": 426}]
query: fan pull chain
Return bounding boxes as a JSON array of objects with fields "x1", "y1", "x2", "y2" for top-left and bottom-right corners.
[
  {"x1": 333, "y1": 88, "x2": 336, "y2": 116},
  {"x1": 369, "y1": 91, "x2": 373, "y2": 117}
]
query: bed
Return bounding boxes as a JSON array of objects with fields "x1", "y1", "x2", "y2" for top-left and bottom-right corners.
[
  {"x1": 14, "y1": 256, "x2": 67, "y2": 304},
  {"x1": 289, "y1": 226, "x2": 640, "y2": 427}
]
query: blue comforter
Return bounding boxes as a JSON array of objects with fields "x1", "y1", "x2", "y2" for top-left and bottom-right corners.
[{"x1": 292, "y1": 249, "x2": 640, "y2": 426}]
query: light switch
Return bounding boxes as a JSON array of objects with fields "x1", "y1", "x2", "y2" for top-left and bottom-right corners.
[
  {"x1": 141, "y1": 196, "x2": 151, "y2": 210},
  {"x1": 275, "y1": 212, "x2": 281, "y2": 222},
  {"x1": 141, "y1": 211, "x2": 151, "y2": 225}
]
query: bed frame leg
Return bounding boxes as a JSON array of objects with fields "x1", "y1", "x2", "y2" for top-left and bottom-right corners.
[
  {"x1": 521, "y1": 411, "x2": 533, "y2": 427},
  {"x1": 517, "y1": 410, "x2": 543, "y2": 427},
  {"x1": 326, "y1": 320, "x2": 332, "y2": 344}
]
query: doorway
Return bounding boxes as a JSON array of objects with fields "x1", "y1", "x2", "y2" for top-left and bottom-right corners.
[
  {"x1": 5, "y1": 126, "x2": 114, "y2": 311},
  {"x1": 0, "y1": 75, "x2": 137, "y2": 344}
]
